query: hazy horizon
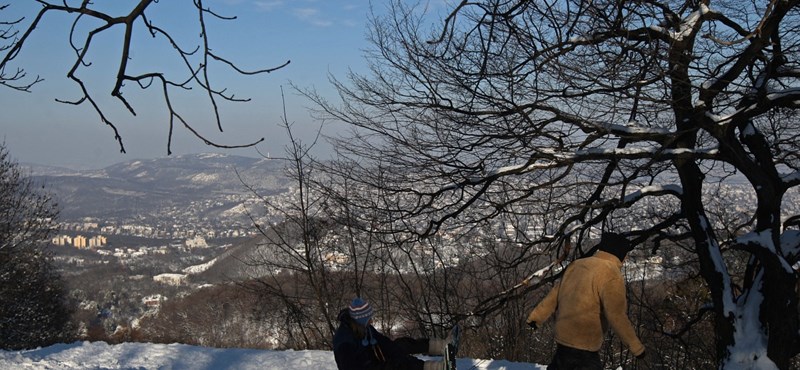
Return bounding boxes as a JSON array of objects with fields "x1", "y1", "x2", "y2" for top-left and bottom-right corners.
[{"x1": 1, "y1": 1, "x2": 447, "y2": 170}]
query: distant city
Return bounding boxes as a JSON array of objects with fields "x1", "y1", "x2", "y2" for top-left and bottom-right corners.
[
  {"x1": 35, "y1": 153, "x2": 800, "y2": 258},
  {"x1": 52, "y1": 233, "x2": 108, "y2": 249},
  {"x1": 53, "y1": 219, "x2": 257, "y2": 246}
]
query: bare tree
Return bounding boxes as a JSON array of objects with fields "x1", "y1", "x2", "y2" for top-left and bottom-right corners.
[
  {"x1": 234, "y1": 97, "x2": 356, "y2": 349},
  {"x1": 0, "y1": 142, "x2": 72, "y2": 349},
  {"x1": 239, "y1": 95, "x2": 464, "y2": 349},
  {"x1": 302, "y1": 0, "x2": 800, "y2": 368},
  {"x1": 0, "y1": 1, "x2": 289, "y2": 154}
]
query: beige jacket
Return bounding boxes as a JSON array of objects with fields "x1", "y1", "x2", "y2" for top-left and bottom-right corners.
[{"x1": 527, "y1": 251, "x2": 645, "y2": 356}]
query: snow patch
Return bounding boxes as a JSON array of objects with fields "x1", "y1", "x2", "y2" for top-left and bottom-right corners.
[
  {"x1": 623, "y1": 184, "x2": 683, "y2": 203},
  {"x1": 197, "y1": 153, "x2": 227, "y2": 160},
  {"x1": 153, "y1": 273, "x2": 187, "y2": 285},
  {"x1": 651, "y1": 5, "x2": 708, "y2": 42},
  {"x1": 699, "y1": 215, "x2": 736, "y2": 315},
  {"x1": 605, "y1": 123, "x2": 671, "y2": 135},
  {"x1": 183, "y1": 257, "x2": 218, "y2": 274},
  {"x1": 222, "y1": 203, "x2": 249, "y2": 217},
  {"x1": 723, "y1": 271, "x2": 778, "y2": 370},
  {"x1": 568, "y1": 35, "x2": 593, "y2": 43},
  {"x1": 190, "y1": 172, "x2": 221, "y2": 184},
  {"x1": 0, "y1": 341, "x2": 546, "y2": 370},
  {"x1": 102, "y1": 187, "x2": 146, "y2": 197}
]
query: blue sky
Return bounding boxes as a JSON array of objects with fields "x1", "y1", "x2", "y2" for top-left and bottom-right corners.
[{"x1": 1, "y1": 1, "x2": 440, "y2": 169}]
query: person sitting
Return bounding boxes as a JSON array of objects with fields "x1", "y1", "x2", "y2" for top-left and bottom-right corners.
[{"x1": 333, "y1": 297, "x2": 454, "y2": 370}]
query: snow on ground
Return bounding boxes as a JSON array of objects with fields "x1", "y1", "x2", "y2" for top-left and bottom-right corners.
[{"x1": 0, "y1": 341, "x2": 546, "y2": 370}]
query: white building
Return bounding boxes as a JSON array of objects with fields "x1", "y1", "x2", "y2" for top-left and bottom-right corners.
[{"x1": 185, "y1": 235, "x2": 208, "y2": 248}]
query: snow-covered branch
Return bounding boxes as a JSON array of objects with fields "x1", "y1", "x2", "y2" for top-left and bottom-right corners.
[{"x1": 622, "y1": 185, "x2": 683, "y2": 205}]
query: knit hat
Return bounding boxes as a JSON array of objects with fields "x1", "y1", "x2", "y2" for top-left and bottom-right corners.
[
  {"x1": 348, "y1": 297, "x2": 373, "y2": 327},
  {"x1": 597, "y1": 232, "x2": 634, "y2": 261}
]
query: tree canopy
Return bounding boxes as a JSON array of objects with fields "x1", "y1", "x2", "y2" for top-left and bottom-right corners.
[
  {"x1": 0, "y1": 143, "x2": 72, "y2": 350},
  {"x1": 303, "y1": 0, "x2": 800, "y2": 368}
]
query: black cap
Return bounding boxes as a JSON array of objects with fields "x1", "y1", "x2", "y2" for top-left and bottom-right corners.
[{"x1": 598, "y1": 232, "x2": 633, "y2": 261}]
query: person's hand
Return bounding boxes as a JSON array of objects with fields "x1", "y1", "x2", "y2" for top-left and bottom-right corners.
[{"x1": 527, "y1": 321, "x2": 537, "y2": 330}]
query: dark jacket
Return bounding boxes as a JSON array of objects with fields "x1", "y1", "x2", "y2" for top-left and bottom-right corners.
[{"x1": 333, "y1": 309, "x2": 422, "y2": 370}]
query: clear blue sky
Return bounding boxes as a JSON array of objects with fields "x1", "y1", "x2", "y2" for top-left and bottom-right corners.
[{"x1": 0, "y1": 1, "x2": 444, "y2": 169}]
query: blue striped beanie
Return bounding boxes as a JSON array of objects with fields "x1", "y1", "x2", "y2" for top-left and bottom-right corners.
[{"x1": 348, "y1": 297, "x2": 373, "y2": 326}]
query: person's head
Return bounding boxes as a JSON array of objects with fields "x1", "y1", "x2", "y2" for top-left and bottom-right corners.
[
  {"x1": 597, "y1": 232, "x2": 634, "y2": 261},
  {"x1": 348, "y1": 297, "x2": 374, "y2": 327}
]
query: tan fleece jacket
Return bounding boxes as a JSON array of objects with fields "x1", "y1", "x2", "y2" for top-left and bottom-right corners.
[{"x1": 527, "y1": 251, "x2": 645, "y2": 356}]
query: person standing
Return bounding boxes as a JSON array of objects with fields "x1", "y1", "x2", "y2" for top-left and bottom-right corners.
[
  {"x1": 526, "y1": 232, "x2": 646, "y2": 370},
  {"x1": 333, "y1": 297, "x2": 456, "y2": 370}
]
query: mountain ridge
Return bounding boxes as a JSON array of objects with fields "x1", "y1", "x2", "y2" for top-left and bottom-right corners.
[{"x1": 26, "y1": 153, "x2": 291, "y2": 234}]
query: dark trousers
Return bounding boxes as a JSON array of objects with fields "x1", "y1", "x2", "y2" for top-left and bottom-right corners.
[
  {"x1": 382, "y1": 337, "x2": 429, "y2": 370},
  {"x1": 547, "y1": 344, "x2": 602, "y2": 370}
]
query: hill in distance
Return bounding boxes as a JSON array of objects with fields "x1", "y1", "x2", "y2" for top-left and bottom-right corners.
[{"x1": 24, "y1": 153, "x2": 292, "y2": 232}]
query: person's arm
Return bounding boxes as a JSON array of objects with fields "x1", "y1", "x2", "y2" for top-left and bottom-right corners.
[
  {"x1": 374, "y1": 331, "x2": 427, "y2": 370},
  {"x1": 526, "y1": 281, "x2": 560, "y2": 327},
  {"x1": 600, "y1": 275, "x2": 645, "y2": 356}
]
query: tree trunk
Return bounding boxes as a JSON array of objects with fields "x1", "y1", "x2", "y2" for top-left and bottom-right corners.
[
  {"x1": 676, "y1": 159, "x2": 737, "y2": 366},
  {"x1": 762, "y1": 265, "x2": 799, "y2": 369}
]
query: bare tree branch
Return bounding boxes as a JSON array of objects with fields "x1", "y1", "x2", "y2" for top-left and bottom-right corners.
[{"x1": 0, "y1": 1, "x2": 290, "y2": 154}]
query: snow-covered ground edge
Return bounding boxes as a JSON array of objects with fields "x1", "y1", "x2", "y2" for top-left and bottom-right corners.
[{"x1": 0, "y1": 341, "x2": 546, "y2": 369}]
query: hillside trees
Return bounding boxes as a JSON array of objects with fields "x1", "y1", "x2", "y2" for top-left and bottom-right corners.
[
  {"x1": 0, "y1": 1, "x2": 288, "y2": 153},
  {"x1": 236, "y1": 109, "x2": 353, "y2": 349},
  {"x1": 243, "y1": 112, "x2": 494, "y2": 349},
  {"x1": 302, "y1": 0, "x2": 800, "y2": 368},
  {"x1": 0, "y1": 143, "x2": 73, "y2": 349}
]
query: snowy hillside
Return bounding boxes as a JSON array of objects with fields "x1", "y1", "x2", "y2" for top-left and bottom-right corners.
[{"x1": 0, "y1": 341, "x2": 546, "y2": 370}]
